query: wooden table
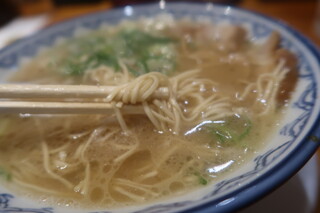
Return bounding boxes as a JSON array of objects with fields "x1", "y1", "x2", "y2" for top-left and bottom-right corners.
[{"x1": 15, "y1": 0, "x2": 320, "y2": 211}]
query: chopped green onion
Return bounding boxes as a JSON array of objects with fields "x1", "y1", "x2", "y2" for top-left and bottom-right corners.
[
  {"x1": 206, "y1": 114, "x2": 252, "y2": 144},
  {"x1": 198, "y1": 176, "x2": 208, "y2": 185},
  {"x1": 193, "y1": 172, "x2": 208, "y2": 185},
  {"x1": 0, "y1": 167, "x2": 11, "y2": 181},
  {"x1": 52, "y1": 28, "x2": 177, "y2": 77}
]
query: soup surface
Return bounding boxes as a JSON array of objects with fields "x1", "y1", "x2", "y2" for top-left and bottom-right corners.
[{"x1": 0, "y1": 15, "x2": 297, "y2": 209}]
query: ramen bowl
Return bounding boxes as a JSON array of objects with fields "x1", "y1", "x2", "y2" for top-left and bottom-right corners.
[{"x1": 0, "y1": 2, "x2": 319, "y2": 213}]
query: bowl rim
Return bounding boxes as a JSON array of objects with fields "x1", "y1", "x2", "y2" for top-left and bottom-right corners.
[{"x1": 0, "y1": 2, "x2": 319, "y2": 213}]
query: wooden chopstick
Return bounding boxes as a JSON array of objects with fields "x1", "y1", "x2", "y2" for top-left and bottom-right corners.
[
  {"x1": 0, "y1": 101, "x2": 145, "y2": 114},
  {"x1": 0, "y1": 84, "x2": 169, "y2": 100},
  {"x1": 0, "y1": 84, "x2": 167, "y2": 114}
]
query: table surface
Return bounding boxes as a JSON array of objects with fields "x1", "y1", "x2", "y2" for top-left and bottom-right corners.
[{"x1": 13, "y1": 0, "x2": 320, "y2": 212}]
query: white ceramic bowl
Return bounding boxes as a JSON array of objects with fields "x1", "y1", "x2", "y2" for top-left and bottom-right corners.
[{"x1": 0, "y1": 2, "x2": 319, "y2": 213}]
